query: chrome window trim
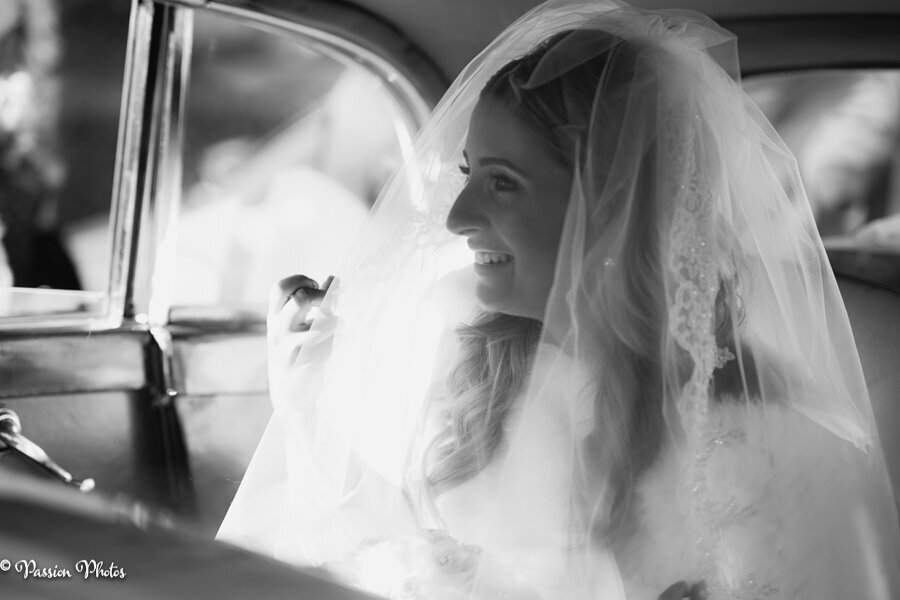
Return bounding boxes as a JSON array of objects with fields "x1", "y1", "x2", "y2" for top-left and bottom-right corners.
[
  {"x1": 94, "y1": 0, "x2": 190, "y2": 329},
  {"x1": 109, "y1": 0, "x2": 157, "y2": 329},
  {"x1": 159, "y1": 0, "x2": 444, "y2": 133},
  {"x1": 141, "y1": 5, "x2": 193, "y2": 326}
]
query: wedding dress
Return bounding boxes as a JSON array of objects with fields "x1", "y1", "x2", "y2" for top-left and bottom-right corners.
[{"x1": 218, "y1": 1, "x2": 900, "y2": 598}]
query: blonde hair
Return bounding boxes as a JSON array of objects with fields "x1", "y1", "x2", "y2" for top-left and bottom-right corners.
[{"x1": 423, "y1": 312, "x2": 541, "y2": 498}]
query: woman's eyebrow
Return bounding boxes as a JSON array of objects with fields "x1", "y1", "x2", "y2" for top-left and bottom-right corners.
[{"x1": 478, "y1": 157, "x2": 528, "y2": 176}]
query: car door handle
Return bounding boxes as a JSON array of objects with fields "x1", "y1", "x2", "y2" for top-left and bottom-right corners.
[{"x1": 0, "y1": 408, "x2": 95, "y2": 492}]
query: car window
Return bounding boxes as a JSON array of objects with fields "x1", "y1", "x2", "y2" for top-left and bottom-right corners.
[
  {"x1": 165, "y1": 9, "x2": 420, "y2": 319},
  {"x1": 0, "y1": 0, "x2": 129, "y2": 322},
  {"x1": 744, "y1": 70, "x2": 900, "y2": 288}
]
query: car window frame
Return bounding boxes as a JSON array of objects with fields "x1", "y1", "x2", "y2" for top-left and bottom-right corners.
[{"x1": 0, "y1": 0, "x2": 443, "y2": 334}]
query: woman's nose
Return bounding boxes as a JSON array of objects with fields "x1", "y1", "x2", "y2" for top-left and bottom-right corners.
[{"x1": 446, "y1": 183, "x2": 487, "y2": 236}]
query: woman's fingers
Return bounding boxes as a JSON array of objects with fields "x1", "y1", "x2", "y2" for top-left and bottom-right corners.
[
  {"x1": 268, "y1": 275, "x2": 331, "y2": 333},
  {"x1": 267, "y1": 274, "x2": 339, "y2": 368},
  {"x1": 270, "y1": 274, "x2": 320, "y2": 314}
]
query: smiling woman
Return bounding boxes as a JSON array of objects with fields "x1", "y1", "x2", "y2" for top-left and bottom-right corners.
[
  {"x1": 220, "y1": 1, "x2": 900, "y2": 598},
  {"x1": 0, "y1": 0, "x2": 895, "y2": 598},
  {"x1": 448, "y1": 95, "x2": 572, "y2": 321}
]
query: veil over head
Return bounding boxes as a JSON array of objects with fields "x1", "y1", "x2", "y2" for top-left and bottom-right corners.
[{"x1": 219, "y1": 1, "x2": 900, "y2": 598}]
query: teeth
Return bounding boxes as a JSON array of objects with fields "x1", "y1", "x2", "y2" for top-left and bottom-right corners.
[{"x1": 475, "y1": 252, "x2": 513, "y2": 265}]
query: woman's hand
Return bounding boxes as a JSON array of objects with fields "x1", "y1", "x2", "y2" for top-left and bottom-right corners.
[
  {"x1": 267, "y1": 274, "x2": 336, "y2": 369},
  {"x1": 658, "y1": 580, "x2": 707, "y2": 600}
]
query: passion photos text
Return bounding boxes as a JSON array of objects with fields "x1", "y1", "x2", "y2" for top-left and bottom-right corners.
[{"x1": 9, "y1": 559, "x2": 126, "y2": 581}]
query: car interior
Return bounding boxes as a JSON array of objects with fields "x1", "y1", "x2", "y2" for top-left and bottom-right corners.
[{"x1": 0, "y1": 0, "x2": 898, "y2": 591}]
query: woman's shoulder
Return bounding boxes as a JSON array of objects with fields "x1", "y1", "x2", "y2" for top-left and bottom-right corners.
[
  {"x1": 703, "y1": 395, "x2": 856, "y2": 503},
  {"x1": 705, "y1": 358, "x2": 861, "y2": 495},
  {"x1": 707, "y1": 342, "x2": 858, "y2": 453},
  {"x1": 620, "y1": 387, "x2": 869, "y2": 598}
]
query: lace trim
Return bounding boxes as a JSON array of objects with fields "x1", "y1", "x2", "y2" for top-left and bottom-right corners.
[{"x1": 664, "y1": 107, "x2": 772, "y2": 599}]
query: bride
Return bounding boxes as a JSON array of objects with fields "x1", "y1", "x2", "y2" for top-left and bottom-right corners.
[{"x1": 218, "y1": 1, "x2": 900, "y2": 598}]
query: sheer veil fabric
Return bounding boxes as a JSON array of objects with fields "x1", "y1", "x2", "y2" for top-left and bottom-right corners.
[{"x1": 218, "y1": 1, "x2": 900, "y2": 598}]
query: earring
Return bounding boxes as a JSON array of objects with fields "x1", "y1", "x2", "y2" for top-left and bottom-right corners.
[{"x1": 603, "y1": 257, "x2": 615, "y2": 268}]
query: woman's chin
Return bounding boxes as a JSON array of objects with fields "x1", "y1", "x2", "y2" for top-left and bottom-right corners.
[
  {"x1": 474, "y1": 292, "x2": 541, "y2": 321},
  {"x1": 474, "y1": 293, "x2": 511, "y2": 316}
]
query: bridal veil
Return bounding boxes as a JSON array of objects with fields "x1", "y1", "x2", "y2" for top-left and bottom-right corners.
[{"x1": 219, "y1": 1, "x2": 900, "y2": 598}]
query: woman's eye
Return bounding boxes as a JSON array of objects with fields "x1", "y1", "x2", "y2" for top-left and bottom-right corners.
[
  {"x1": 489, "y1": 174, "x2": 517, "y2": 192},
  {"x1": 458, "y1": 164, "x2": 471, "y2": 179}
]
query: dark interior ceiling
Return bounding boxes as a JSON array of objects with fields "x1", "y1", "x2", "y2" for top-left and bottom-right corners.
[{"x1": 344, "y1": 0, "x2": 900, "y2": 80}]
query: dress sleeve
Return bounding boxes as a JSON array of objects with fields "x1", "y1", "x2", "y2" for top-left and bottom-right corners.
[{"x1": 218, "y1": 345, "x2": 420, "y2": 571}]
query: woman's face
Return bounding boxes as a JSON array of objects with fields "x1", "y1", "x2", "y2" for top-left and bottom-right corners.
[{"x1": 446, "y1": 95, "x2": 572, "y2": 321}]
